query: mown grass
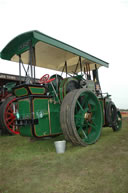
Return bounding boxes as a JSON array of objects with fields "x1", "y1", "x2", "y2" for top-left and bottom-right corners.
[{"x1": 0, "y1": 118, "x2": 128, "y2": 193}]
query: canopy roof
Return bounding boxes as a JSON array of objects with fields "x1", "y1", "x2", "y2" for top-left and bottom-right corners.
[{"x1": 0, "y1": 30, "x2": 109, "y2": 73}]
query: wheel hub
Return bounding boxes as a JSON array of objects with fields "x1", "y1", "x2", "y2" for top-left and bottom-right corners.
[{"x1": 84, "y1": 112, "x2": 92, "y2": 121}]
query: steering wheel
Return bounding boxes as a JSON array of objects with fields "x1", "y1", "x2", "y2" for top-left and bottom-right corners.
[
  {"x1": 39, "y1": 74, "x2": 55, "y2": 84},
  {"x1": 39, "y1": 74, "x2": 50, "y2": 84}
]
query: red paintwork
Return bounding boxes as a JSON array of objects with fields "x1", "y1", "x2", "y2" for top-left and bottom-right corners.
[
  {"x1": 39, "y1": 74, "x2": 55, "y2": 84},
  {"x1": 45, "y1": 78, "x2": 55, "y2": 83},
  {"x1": 39, "y1": 74, "x2": 50, "y2": 84},
  {"x1": 4, "y1": 97, "x2": 19, "y2": 134}
]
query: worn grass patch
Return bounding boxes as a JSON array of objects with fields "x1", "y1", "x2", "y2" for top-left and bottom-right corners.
[{"x1": 0, "y1": 118, "x2": 128, "y2": 193}]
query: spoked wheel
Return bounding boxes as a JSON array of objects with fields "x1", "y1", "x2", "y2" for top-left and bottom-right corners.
[
  {"x1": 112, "y1": 110, "x2": 122, "y2": 131},
  {"x1": 60, "y1": 88, "x2": 102, "y2": 146},
  {"x1": 0, "y1": 96, "x2": 19, "y2": 135}
]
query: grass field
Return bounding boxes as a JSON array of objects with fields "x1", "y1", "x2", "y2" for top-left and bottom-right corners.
[{"x1": 0, "y1": 118, "x2": 128, "y2": 193}]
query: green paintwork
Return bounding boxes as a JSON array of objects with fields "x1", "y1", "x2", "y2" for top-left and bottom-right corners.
[
  {"x1": 14, "y1": 85, "x2": 62, "y2": 138},
  {"x1": 0, "y1": 31, "x2": 38, "y2": 61},
  {"x1": 14, "y1": 87, "x2": 28, "y2": 97},
  {"x1": 33, "y1": 98, "x2": 61, "y2": 137},
  {"x1": 29, "y1": 87, "x2": 45, "y2": 94},
  {"x1": 33, "y1": 98, "x2": 50, "y2": 137},
  {"x1": 0, "y1": 30, "x2": 109, "y2": 68},
  {"x1": 49, "y1": 101, "x2": 62, "y2": 134},
  {"x1": 18, "y1": 99, "x2": 33, "y2": 137}
]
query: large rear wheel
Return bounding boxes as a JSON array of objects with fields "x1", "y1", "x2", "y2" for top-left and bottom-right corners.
[{"x1": 60, "y1": 88, "x2": 102, "y2": 146}]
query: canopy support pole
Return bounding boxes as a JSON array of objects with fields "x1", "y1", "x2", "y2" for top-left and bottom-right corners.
[
  {"x1": 32, "y1": 46, "x2": 36, "y2": 83},
  {"x1": 61, "y1": 61, "x2": 68, "y2": 77},
  {"x1": 28, "y1": 41, "x2": 36, "y2": 84},
  {"x1": 79, "y1": 57, "x2": 82, "y2": 75},
  {"x1": 19, "y1": 55, "x2": 22, "y2": 84},
  {"x1": 29, "y1": 41, "x2": 33, "y2": 82}
]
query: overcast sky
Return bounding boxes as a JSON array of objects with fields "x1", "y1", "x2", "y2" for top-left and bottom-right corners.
[{"x1": 0, "y1": 0, "x2": 128, "y2": 109}]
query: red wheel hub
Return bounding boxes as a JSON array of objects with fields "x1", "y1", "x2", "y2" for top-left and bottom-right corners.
[{"x1": 4, "y1": 98, "x2": 19, "y2": 135}]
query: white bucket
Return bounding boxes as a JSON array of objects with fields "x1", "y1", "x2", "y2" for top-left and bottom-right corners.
[{"x1": 54, "y1": 140, "x2": 66, "y2": 154}]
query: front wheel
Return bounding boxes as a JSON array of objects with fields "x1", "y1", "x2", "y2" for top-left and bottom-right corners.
[{"x1": 60, "y1": 88, "x2": 102, "y2": 146}]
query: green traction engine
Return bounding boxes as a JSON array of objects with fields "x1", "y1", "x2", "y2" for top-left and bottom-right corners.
[{"x1": 0, "y1": 31, "x2": 122, "y2": 146}]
